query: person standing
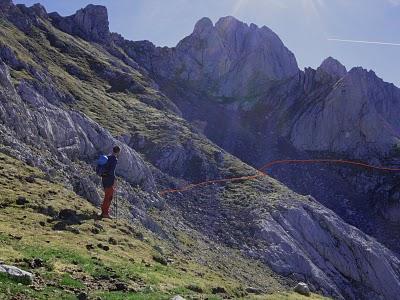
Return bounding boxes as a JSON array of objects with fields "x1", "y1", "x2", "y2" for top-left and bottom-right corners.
[{"x1": 101, "y1": 146, "x2": 120, "y2": 219}]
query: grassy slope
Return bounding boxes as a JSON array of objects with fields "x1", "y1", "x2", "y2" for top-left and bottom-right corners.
[
  {"x1": 0, "y1": 18, "x2": 232, "y2": 172},
  {"x1": 0, "y1": 153, "x2": 327, "y2": 300}
]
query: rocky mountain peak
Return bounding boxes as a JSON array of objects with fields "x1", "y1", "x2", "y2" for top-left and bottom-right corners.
[
  {"x1": 318, "y1": 57, "x2": 347, "y2": 78},
  {"x1": 50, "y1": 4, "x2": 110, "y2": 43},
  {"x1": 214, "y1": 15, "x2": 244, "y2": 31},
  {"x1": 193, "y1": 17, "x2": 213, "y2": 36},
  {"x1": 158, "y1": 16, "x2": 299, "y2": 98},
  {"x1": 30, "y1": 3, "x2": 47, "y2": 19}
]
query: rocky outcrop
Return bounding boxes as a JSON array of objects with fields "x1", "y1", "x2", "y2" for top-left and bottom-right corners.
[
  {"x1": 317, "y1": 57, "x2": 347, "y2": 79},
  {"x1": 172, "y1": 177, "x2": 400, "y2": 299},
  {"x1": 0, "y1": 60, "x2": 155, "y2": 191},
  {"x1": 50, "y1": 4, "x2": 110, "y2": 42},
  {"x1": 290, "y1": 67, "x2": 400, "y2": 157},
  {"x1": 294, "y1": 282, "x2": 311, "y2": 296},
  {"x1": 257, "y1": 201, "x2": 400, "y2": 299},
  {"x1": 123, "y1": 16, "x2": 299, "y2": 99}
]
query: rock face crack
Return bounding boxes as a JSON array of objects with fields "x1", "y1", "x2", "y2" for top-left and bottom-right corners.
[{"x1": 246, "y1": 201, "x2": 400, "y2": 299}]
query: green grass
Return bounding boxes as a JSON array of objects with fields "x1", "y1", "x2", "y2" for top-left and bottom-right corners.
[
  {"x1": 60, "y1": 274, "x2": 85, "y2": 289},
  {"x1": 0, "y1": 152, "x2": 329, "y2": 299}
]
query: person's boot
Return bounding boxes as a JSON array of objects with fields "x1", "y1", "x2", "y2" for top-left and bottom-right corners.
[{"x1": 101, "y1": 214, "x2": 114, "y2": 220}]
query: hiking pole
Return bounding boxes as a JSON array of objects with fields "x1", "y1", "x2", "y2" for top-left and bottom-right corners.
[{"x1": 115, "y1": 186, "x2": 118, "y2": 222}]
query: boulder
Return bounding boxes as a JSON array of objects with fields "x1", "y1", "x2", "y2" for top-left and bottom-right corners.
[
  {"x1": 16, "y1": 196, "x2": 28, "y2": 205},
  {"x1": 0, "y1": 264, "x2": 34, "y2": 284},
  {"x1": 28, "y1": 258, "x2": 44, "y2": 269},
  {"x1": 58, "y1": 209, "x2": 78, "y2": 221},
  {"x1": 294, "y1": 282, "x2": 311, "y2": 296},
  {"x1": 152, "y1": 255, "x2": 168, "y2": 266}
]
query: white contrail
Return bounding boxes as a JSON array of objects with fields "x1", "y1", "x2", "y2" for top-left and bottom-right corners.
[{"x1": 328, "y1": 38, "x2": 400, "y2": 47}]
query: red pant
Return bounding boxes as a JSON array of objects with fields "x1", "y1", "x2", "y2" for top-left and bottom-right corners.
[{"x1": 101, "y1": 185, "x2": 114, "y2": 216}]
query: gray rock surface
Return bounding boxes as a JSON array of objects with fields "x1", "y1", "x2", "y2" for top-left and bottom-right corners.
[
  {"x1": 174, "y1": 182, "x2": 400, "y2": 299},
  {"x1": 50, "y1": 4, "x2": 110, "y2": 42},
  {"x1": 124, "y1": 16, "x2": 299, "y2": 98},
  {"x1": 254, "y1": 201, "x2": 400, "y2": 299},
  {"x1": 290, "y1": 67, "x2": 400, "y2": 157},
  {"x1": 294, "y1": 282, "x2": 311, "y2": 296},
  {"x1": 317, "y1": 56, "x2": 347, "y2": 79},
  {"x1": 170, "y1": 296, "x2": 186, "y2": 300},
  {"x1": 0, "y1": 61, "x2": 155, "y2": 191},
  {"x1": 0, "y1": 264, "x2": 34, "y2": 284}
]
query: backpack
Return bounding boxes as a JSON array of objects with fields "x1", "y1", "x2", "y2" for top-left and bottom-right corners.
[{"x1": 96, "y1": 155, "x2": 109, "y2": 177}]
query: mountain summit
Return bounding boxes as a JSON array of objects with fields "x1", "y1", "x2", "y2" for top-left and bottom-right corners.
[
  {"x1": 179, "y1": 15, "x2": 299, "y2": 83},
  {"x1": 318, "y1": 56, "x2": 347, "y2": 78},
  {"x1": 50, "y1": 4, "x2": 110, "y2": 42},
  {"x1": 125, "y1": 16, "x2": 299, "y2": 98}
]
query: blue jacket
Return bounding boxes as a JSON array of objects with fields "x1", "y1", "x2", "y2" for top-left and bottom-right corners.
[{"x1": 102, "y1": 155, "x2": 118, "y2": 188}]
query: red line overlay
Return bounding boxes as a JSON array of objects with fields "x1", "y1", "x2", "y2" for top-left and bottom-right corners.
[{"x1": 159, "y1": 158, "x2": 400, "y2": 196}]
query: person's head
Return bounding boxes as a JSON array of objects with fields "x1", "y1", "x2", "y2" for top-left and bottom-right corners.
[{"x1": 112, "y1": 145, "x2": 121, "y2": 157}]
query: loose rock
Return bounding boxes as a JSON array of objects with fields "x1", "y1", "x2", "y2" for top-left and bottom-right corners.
[
  {"x1": 245, "y1": 287, "x2": 264, "y2": 294},
  {"x1": 29, "y1": 258, "x2": 44, "y2": 269},
  {"x1": 152, "y1": 255, "x2": 168, "y2": 266},
  {"x1": 91, "y1": 227, "x2": 100, "y2": 234},
  {"x1": 16, "y1": 196, "x2": 29, "y2": 205},
  {"x1": 211, "y1": 286, "x2": 226, "y2": 294},
  {"x1": 294, "y1": 282, "x2": 311, "y2": 296},
  {"x1": 187, "y1": 284, "x2": 203, "y2": 293},
  {"x1": 114, "y1": 281, "x2": 128, "y2": 291},
  {"x1": 76, "y1": 292, "x2": 88, "y2": 300},
  {"x1": 0, "y1": 264, "x2": 34, "y2": 284},
  {"x1": 58, "y1": 209, "x2": 78, "y2": 222},
  {"x1": 108, "y1": 237, "x2": 117, "y2": 245}
]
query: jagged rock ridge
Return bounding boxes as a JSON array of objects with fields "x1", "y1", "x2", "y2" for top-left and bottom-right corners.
[
  {"x1": 318, "y1": 56, "x2": 347, "y2": 78},
  {"x1": 122, "y1": 16, "x2": 299, "y2": 98},
  {"x1": 49, "y1": 4, "x2": 110, "y2": 42}
]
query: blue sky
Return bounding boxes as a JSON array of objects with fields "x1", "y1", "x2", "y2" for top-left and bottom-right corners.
[{"x1": 14, "y1": 0, "x2": 400, "y2": 86}]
